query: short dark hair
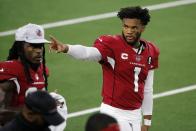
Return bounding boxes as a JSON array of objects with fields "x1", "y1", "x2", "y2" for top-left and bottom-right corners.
[
  {"x1": 117, "y1": 6, "x2": 150, "y2": 26},
  {"x1": 85, "y1": 113, "x2": 119, "y2": 131}
]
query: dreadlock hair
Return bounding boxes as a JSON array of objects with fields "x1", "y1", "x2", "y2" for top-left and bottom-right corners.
[
  {"x1": 42, "y1": 45, "x2": 48, "y2": 90},
  {"x1": 7, "y1": 41, "x2": 48, "y2": 90},
  {"x1": 117, "y1": 6, "x2": 150, "y2": 26}
]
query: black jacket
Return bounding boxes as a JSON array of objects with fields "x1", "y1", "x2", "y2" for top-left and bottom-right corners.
[{"x1": 0, "y1": 114, "x2": 51, "y2": 131}]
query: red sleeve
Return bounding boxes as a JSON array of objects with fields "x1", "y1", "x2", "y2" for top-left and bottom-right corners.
[
  {"x1": 0, "y1": 61, "x2": 19, "y2": 81},
  {"x1": 148, "y1": 42, "x2": 160, "y2": 70},
  {"x1": 93, "y1": 35, "x2": 114, "y2": 62}
]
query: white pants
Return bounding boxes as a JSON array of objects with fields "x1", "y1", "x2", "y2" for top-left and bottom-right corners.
[{"x1": 100, "y1": 103, "x2": 142, "y2": 131}]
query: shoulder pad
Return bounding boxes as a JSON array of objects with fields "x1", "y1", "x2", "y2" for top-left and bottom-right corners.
[{"x1": 0, "y1": 60, "x2": 22, "y2": 79}]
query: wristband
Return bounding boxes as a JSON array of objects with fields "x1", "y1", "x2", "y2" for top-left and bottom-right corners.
[{"x1": 144, "y1": 119, "x2": 151, "y2": 126}]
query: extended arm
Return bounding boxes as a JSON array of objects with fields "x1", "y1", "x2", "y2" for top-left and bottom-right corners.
[
  {"x1": 141, "y1": 70, "x2": 154, "y2": 131},
  {"x1": 49, "y1": 36, "x2": 101, "y2": 61}
]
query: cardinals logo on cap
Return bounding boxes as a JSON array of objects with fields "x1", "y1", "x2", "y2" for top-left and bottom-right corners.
[{"x1": 36, "y1": 29, "x2": 42, "y2": 37}]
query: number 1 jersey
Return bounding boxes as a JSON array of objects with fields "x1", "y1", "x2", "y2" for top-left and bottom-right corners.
[{"x1": 93, "y1": 35, "x2": 159, "y2": 110}]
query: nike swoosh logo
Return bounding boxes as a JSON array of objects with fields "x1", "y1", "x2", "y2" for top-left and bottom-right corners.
[{"x1": 0, "y1": 68, "x2": 4, "y2": 72}]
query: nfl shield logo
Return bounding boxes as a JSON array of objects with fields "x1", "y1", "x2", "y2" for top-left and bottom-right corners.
[
  {"x1": 135, "y1": 55, "x2": 141, "y2": 62},
  {"x1": 35, "y1": 73, "x2": 39, "y2": 80}
]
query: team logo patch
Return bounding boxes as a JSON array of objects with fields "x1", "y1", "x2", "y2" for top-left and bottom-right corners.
[
  {"x1": 36, "y1": 29, "x2": 42, "y2": 37},
  {"x1": 35, "y1": 73, "x2": 39, "y2": 80},
  {"x1": 135, "y1": 55, "x2": 142, "y2": 62},
  {"x1": 121, "y1": 53, "x2": 128, "y2": 60},
  {"x1": 0, "y1": 68, "x2": 4, "y2": 72}
]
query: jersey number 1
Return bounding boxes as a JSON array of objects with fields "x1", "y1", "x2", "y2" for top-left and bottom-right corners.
[{"x1": 134, "y1": 67, "x2": 141, "y2": 92}]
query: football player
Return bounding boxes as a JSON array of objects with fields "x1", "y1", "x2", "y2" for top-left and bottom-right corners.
[
  {"x1": 0, "y1": 23, "x2": 49, "y2": 125},
  {"x1": 49, "y1": 6, "x2": 159, "y2": 131}
]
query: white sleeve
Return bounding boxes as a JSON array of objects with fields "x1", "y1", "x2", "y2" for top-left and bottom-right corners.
[
  {"x1": 67, "y1": 45, "x2": 101, "y2": 61},
  {"x1": 141, "y1": 70, "x2": 154, "y2": 115}
]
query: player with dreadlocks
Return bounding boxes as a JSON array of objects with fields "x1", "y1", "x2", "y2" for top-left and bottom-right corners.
[
  {"x1": 7, "y1": 38, "x2": 48, "y2": 88},
  {"x1": 0, "y1": 23, "x2": 50, "y2": 125}
]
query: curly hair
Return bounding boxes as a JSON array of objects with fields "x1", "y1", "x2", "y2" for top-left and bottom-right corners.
[
  {"x1": 117, "y1": 6, "x2": 150, "y2": 26},
  {"x1": 7, "y1": 41, "x2": 48, "y2": 90}
]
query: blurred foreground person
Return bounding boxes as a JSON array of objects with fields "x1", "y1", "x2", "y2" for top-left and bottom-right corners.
[
  {"x1": 0, "y1": 90, "x2": 64, "y2": 131},
  {"x1": 85, "y1": 113, "x2": 120, "y2": 131},
  {"x1": 49, "y1": 92, "x2": 67, "y2": 131},
  {"x1": 0, "y1": 23, "x2": 50, "y2": 125}
]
